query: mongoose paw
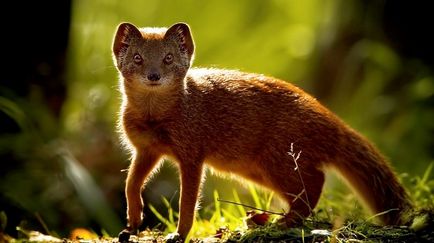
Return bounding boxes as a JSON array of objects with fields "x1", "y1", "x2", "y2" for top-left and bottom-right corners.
[
  {"x1": 165, "y1": 232, "x2": 183, "y2": 243},
  {"x1": 274, "y1": 214, "x2": 304, "y2": 229},
  {"x1": 118, "y1": 228, "x2": 138, "y2": 243},
  {"x1": 118, "y1": 230, "x2": 130, "y2": 243}
]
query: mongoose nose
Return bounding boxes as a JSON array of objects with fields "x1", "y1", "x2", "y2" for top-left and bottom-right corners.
[{"x1": 147, "y1": 73, "x2": 161, "y2": 81}]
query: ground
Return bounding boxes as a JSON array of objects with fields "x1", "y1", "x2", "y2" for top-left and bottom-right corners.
[{"x1": 4, "y1": 214, "x2": 433, "y2": 243}]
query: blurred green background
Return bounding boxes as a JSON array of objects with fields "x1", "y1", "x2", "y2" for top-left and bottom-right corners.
[{"x1": 0, "y1": 0, "x2": 433, "y2": 238}]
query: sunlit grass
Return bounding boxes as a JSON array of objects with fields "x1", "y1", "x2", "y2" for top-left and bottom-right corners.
[
  {"x1": 147, "y1": 185, "x2": 277, "y2": 241},
  {"x1": 2, "y1": 163, "x2": 432, "y2": 242},
  {"x1": 144, "y1": 163, "x2": 433, "y2": 242},
  {"x1": 410, "y1": 163, "x2": 434, "y2": 209}
]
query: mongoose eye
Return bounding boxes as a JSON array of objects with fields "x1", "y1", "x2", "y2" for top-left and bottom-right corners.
[
  {"x1": 163, "y1": 53, "x2": 174, "y2": 65},
  {"x1": 133, "y1": 53, "x2": 143, "y2": 64}
]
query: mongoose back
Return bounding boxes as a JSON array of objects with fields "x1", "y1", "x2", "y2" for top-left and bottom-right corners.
[{"x1": 112, "y1": 22, "x2": 413, "y2": 241}]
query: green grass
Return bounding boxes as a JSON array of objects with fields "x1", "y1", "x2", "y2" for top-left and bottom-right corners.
[
  {"x1": 147, "y1": 186, "x2": 277, "y2": 241},
  {"x1": 2, "y1": 163, "x2": 433, "y2": 242},
  {"x1": 144, "y1": 163, "x2": 434, "y2": 242}
]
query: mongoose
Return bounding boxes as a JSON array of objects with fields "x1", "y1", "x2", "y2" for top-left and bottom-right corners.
[{"x1": 112, "y1": 22, "x2": 413, "y2": 241}]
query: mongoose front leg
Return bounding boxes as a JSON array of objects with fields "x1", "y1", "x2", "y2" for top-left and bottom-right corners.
[
  {"x1": 118, "y1": 150, "x2": 159, "y2": 242},
  {"x1": 168, "y1": 162, "x2": 204, "y2": 242}
]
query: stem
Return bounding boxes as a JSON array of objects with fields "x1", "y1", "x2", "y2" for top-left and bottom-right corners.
[{"x1": 217, "y1": 198, "x2": 285, "y2": 216}]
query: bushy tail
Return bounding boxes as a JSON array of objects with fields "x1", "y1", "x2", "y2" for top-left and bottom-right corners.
[{"x1": 333, "y1": 130, "x2": 413, "y2": 225}]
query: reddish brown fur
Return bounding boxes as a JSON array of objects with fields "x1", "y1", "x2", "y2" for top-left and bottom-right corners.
[{"x1": 112, "y1": 22, "x2": 413, "y2": 240}]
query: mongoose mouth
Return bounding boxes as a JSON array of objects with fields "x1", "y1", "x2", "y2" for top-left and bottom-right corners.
[{"x1": 146, "y1": 82, "x2": 162, "y2": 87}]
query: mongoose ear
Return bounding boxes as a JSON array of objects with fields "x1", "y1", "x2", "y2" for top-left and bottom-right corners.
[
  {"x1": 164, "y1": 23, "x2": 195, "y2": 59},
  {"x1": 112, "y1": 23, "x2": 142, "y2": 67}
]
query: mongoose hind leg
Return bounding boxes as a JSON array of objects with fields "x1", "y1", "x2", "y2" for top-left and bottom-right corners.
[{"x1": 268, "y1": 163, "x2": 325, "y2": 227}]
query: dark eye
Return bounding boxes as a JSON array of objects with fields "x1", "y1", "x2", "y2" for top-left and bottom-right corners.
[
  {"x1": 133, "y1": 53, "x2": 143, "y2": 64},
  {"x1": 163, "y1": 53, "x2": 173, "y2": 65}
]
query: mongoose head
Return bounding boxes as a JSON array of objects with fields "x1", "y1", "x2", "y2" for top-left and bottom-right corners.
[{"x1": 112, "y1": 22, "x2": 194, "y2": 91}]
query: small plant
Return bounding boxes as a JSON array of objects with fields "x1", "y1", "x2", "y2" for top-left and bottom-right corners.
[
  {"x1": 287, "y1": 143, "x2": 312, "y2": 214},
  {"x1": 409, "y1": 163, "x2": 434, "y2": 209},
  {"x1": 148, "y1": 197, "x2": 178, "y2": 233}
]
